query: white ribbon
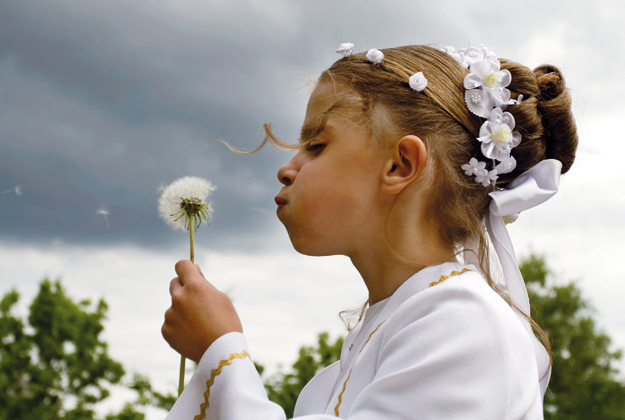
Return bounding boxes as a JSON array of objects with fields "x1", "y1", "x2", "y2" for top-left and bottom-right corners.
[{"x1": 485, "y1": 159, "x2": 562, "y2": 399}]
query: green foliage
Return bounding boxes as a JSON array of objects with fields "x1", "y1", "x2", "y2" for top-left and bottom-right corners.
[
  {"x1": 127, "y1": 373, "x2": 176, "y2": 412},
  {"x1": 0, "y1": 279, "x2": 175, "y2": 420},
  {"x1": 104, "y1": 404, "x2": 145, "y2": 420},
  {"x1": 260, "y1": 332, "x2": 343, "y2": 418},
  {"x1": 522, "y1": 255, "x2": 625, "y2": 419}
]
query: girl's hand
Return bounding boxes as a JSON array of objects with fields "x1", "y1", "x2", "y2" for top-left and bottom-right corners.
[{"x1": 161, "y1": 260, "x2": 243, "y2": 363}]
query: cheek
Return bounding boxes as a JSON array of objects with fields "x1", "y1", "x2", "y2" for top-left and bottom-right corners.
[{"x1": 298, "y1": 173, "x2": 363, "y2": 227}]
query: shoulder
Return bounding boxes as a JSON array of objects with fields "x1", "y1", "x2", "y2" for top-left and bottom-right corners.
[
  {"x1": 378, "y1": 269, "x2": 539, "y2": 400},
  {"x1": 384, "y1": 269, "x2": 526, "y2": 342}
]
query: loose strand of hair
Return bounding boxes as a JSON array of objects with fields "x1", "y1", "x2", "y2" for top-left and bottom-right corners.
[{"x1": 219, "y1": 123, "x2": 301, "y2": 154}]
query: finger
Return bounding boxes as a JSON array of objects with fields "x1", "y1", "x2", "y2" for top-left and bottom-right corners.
[
  {"x1": 175, "y1": 260, "x2": 198, "y2": 285},
  {"x1": 195, "y1": 264, "x2": 206, "y2": 279},
  {"x1": 169, "y1": 277, "x2": 182, "y2": 295}
]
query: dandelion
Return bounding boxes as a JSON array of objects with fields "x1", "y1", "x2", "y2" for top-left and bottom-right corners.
[
  {"x1": 96, "y1": 209, "x2": 110, "y2": 227},
  {"x1": 3, "y1": 185, "x2": 23, "y2": 196},
  {"x1": 158, "y1": 176, "x2": 215, "y2": 396}
]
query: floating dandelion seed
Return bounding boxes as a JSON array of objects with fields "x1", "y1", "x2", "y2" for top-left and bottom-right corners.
[
  {"x1": 96, "y1": 209, "x2": 110, "y2": 227},
  {"x1": 51, "y1": 238, "x2": 65, "y2": 248},
  {"x1": 249, "y1": 207, "x2": 274, "y2": 217},
  {"x1": 158, "y1": 176, "x2": 215, "y2": 396},
  {"x1": 3, "y1": 185, "x2": 23, "y2": 196}
]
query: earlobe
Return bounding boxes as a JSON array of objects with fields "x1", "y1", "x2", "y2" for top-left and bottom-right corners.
[{"x1": 382, "y1": 135, "x2": 427, "y2": 195}]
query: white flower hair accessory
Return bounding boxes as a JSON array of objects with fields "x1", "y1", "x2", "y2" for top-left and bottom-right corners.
[
  {"x1": 336, "y1": 42, "x2": 354, "y2": 57},
  {"x1": 442, "y1": 43, "x2": 523, "y2": 188},
  {"x1": 409, "y1": 72, "x2": 428, "y2": 91},
  {"x1": 447, "y1": 45, "x2": 562, "y2": 398},
  {"x1": 461, "y1": 158, "x2": 498, "y2": 187},
  {"x1": 477, "y1": 108, "x2": 521, "y2": 161},
  {"x1": 440, "y1": 46, "x2": 468, "y2": 69},
  {"x1": 366, "y1": 48, "x2": 384, "y2": 64},
  {"x1": 335, "y1": 44, "x2": 429, "y2": 96}
]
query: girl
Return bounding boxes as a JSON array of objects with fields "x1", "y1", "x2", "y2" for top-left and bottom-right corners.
[{"x1": 161, "y1": 44, "x2": 578, "y2": 419}]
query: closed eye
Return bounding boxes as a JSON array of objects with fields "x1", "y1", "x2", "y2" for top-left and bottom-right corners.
[{"x1": 305, "y1": 142, "x2": 325, "y2": 154}]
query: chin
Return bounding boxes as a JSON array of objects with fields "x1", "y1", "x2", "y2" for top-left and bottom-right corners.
[{"x1": 290, "y1": 237, "x2": 339, "y2": 257}]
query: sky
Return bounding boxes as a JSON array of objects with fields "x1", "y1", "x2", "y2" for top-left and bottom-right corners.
[{"x1": 1, "y1": 0, "x2": 624, "y2": 418}]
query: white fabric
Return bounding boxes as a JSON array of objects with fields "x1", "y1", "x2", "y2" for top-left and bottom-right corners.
[
  {"x1": 165, "y1": 262, "x2": 545, "y2": 420},
  {"x1": 485, "y1": 159, "x2": 561, "y2": 397}
]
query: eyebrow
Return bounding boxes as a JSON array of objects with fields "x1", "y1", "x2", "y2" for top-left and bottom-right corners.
[{"x1": 298, "y1": 103, "x2": 340, "y2": 145}]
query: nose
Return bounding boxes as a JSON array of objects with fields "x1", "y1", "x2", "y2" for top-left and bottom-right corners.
[{"x1": 277, "y1": 155, "x2": 298, "y2": 186}]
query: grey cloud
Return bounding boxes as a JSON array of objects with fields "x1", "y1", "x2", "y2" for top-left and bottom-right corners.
[{"x1": 0, "y1": 0, "x2": 621, "y2": 251}]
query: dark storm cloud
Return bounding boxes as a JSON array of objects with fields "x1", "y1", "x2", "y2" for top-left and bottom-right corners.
[
  {"x1": 0, "y1": 0, "x2": 621, "y2": 250},
  {"x1": 0, "y1": 0, "x2": 310, "y2": 250}
]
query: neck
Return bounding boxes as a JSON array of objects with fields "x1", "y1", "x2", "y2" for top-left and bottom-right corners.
[{"x1": 349, "y1": 232, "x2": 457, "y2": 305}]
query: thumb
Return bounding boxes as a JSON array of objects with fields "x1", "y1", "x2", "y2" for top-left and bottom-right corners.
[{"x1": 195, "y1": 264, "x2": 206, "y2": 279}]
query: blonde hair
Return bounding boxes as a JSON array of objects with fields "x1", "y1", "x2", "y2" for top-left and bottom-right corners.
[{"x1": 251, "y1": 45, "x2": 578, "y2": 372}]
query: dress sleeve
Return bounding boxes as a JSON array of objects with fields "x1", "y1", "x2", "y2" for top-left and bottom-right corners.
[{"x1": 164, "y1": 333, "x2": 340, "y2": 420}]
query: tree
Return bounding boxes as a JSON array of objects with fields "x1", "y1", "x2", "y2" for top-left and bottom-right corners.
[
  {"x1": 258, "y1": 332, "x2": 344, "y2": 418},
  {"x1": 0, "y1": 278, "x2": 175, "y2": 420},
  {"x1": 522, "y1": 255, "x2": 625, "y2": 419}
]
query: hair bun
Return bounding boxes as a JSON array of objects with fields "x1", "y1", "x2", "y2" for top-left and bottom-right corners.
[{"x1": 534, "y1": 65, "x2": 578, "y2": 174}]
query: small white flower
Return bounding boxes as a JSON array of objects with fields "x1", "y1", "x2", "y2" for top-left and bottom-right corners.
[
  {"x1": 441, "y1": 46, "x2": 468, "y2": 68},
  {"x1": 366, "y1": 48, "x2": 384, "y2": 64},
  {"x1": 502, "y1": 212, "x2": 520, "y2": 224},
  {"x1": 464, "y1": 89, "x2": 495, "y2": 118},
  {"x1": 409, "y1": 72, "x2": 428, "y2": 91},
  {"x1": 462, "y1": 44, "x2": 498, "y2": 67},
  {"x1": 464, "y1": 59, "x2": 511, "y2": 91},
  {"x1": 336, "y1": 42, "x2": 355, "y2": 57},
  {"x1": 494, "y1": 156, "x2": 517, "y2": 174},
  {"x1": 158, "y1": 176, "x2": 215, "y2": 231},
  {"x1": 461, "y1": 157, "x2": 487, "y2": 177},
  {"x1": 475, "y1": 168, "x2": 498, "y2": 187},
  {"x1": 461, "y1": 158, "x2": 497, "y2": 187},
  {"x1": 477, "y1": 108, "x2": 521, "y2": 161}
]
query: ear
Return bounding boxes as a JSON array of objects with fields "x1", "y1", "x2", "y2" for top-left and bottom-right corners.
[{"x1": 381, "y1": 135, "x2": 427, "y2": 195}]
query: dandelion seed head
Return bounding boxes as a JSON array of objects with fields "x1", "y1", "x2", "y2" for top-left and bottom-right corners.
[{"x1": 158, "y1": 176, "x2": 215, "y2": 231}]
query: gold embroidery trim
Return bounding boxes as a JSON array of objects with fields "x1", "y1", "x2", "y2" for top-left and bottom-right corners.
[
  {"x1": 333, "y1": 320, "x2": 385, "y2": 416},
  {"x1": 429, "y1": 268, "x2": 471, "y2": 287},
  {"x1": 334, "y1": 368, "x2": 352, "y2": 417},
  {"x1": 359, "y1": 321, "x2": 385, "y2": 353},
  {"x1": 194, "y1": 350, "x2": 249, "y2": 420}
]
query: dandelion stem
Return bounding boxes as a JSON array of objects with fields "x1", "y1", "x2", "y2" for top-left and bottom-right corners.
[
  {"x1": 178, "y1": 356, "x2": 186, "y2": 397},
  {"x1": 190, "y1": 215, "x2": 195, "y2": 264},
  {"x1": 178, "y1": 216, "x2": 195, "y2": 397}
]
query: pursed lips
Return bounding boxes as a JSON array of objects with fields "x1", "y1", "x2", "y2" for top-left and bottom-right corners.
[{"x1": 275, "y1": 196, "x2": 288, "y2": 213}]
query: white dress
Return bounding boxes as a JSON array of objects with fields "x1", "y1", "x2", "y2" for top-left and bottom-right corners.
[{"x1": 165, "y1": 262, "x2": 546, "y2": 420}]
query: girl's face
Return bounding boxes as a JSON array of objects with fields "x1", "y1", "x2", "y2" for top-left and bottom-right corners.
[{"x1": 275, "y1": 83, "x2": 388, "y2": 257}]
